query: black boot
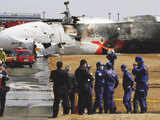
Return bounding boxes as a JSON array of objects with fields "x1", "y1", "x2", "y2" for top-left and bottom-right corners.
[
  {"x1": 99, "y1": 108, "x2": 103, "y2": 114},
  {"x1": 133, "y1": 100, "x2": 138, "y2": 113}
]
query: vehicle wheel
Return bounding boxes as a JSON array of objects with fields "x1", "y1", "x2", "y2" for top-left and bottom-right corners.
[{"x1": 29, "y1": 64, "x2": 32, "y2": 68}]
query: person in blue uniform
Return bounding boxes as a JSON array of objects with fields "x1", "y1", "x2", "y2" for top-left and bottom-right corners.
[
  {"x1": 93, "y1": 62, "x2": 105, "y2": 113},
  {"x1": 106, "y1": 51, "x2": 117, "y2": 70},
  {"x1": 104, "y1": 62, "x2": 119, "y2": 113},
  {"x1": 49, "y1": 61, "x2": 70, "y2": 118},
  {"x1": 0, "y1": 61, "x2": 9, "y2": 116},
  {"x1": 75, "y1": 59, "x2": 94, "y2": 115},
  {"x1": 121, "y1": 64, "x2": 134, "y2": 113},
  {"x1": 132, "y1": 56, "x2": 149, "y2": 113}
]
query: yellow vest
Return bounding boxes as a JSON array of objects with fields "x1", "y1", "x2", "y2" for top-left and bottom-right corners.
[{"x1": 0, "y1": 51, "x2": 6, "y2": 62}]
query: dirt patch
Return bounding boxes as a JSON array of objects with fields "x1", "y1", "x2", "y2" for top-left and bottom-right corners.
[{"x1": 49, "y1": 114, "x2": 160, "y2": 120}]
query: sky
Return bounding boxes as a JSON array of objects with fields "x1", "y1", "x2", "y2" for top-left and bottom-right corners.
[{"x1": 0, "y1": 0, "x2": 159, "y2": 20}]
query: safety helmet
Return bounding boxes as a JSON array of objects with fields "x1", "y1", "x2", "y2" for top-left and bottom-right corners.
[
  {"x1": 96, "y1": 61, "x2": 102, "y2": 67},
  {"x1": 121, "y1": 64, "x2": 127, "y2": 70},
  {"x1": 56, "y1": 61, "x2": 63, "y2": 68},
  {"x1": 0, "y1": 48, "x2": 3, "y2": 51},
  {"x1": 80, "y1": 59, "x2": 87, "y2": 66},
  {"x1": 135, "y1": 56, "x2": 144, "y2": 63},
  {"x1": 105, "y1": 62, "x2": 113, "y2": 69}
]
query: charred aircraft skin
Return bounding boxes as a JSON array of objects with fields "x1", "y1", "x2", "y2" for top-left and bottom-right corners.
[
  {"x1": 66, "y1": 15, "x2": 160, "y2": 53},
  {"x1": 117, "y1": 21, "x2": 160, "y2": 53},
  {"x1": 61, "y1": 2, "x2": 160, "y2": 53}
]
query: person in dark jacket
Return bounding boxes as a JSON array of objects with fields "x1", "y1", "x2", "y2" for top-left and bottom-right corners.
[
  {"x1": 121, "y1": 64, "x2": 134, "y2": 113},
  {"x1": 0, "y1": 61, "x2": 9, "y2": 116},
  {"x1": 132, "y1": 56, "x2": 149, "y2": 113},
  {"x1": 75, "y1": 59, "x2": 94, "y2": 115},
  {"x1": 64, "y1": 65, "x2": 77, "y2": 114},
  {"x1": 104, "y1": 62, "x2": 119, "y2": 113},
  {"x1": 49, "y1": 61, "x2": 70, "y2": 118}
]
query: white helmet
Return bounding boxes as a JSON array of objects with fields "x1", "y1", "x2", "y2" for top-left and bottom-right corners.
[{"x1": 0, "y1": 48, "x2": 3, "y2": 51}]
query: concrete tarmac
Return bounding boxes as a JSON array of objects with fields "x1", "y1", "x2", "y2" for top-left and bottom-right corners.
[{"x1": 3, "y1": 58, "x2": 53, "y2": 120}]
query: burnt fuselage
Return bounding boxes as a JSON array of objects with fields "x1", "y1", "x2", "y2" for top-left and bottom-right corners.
[{"x1": 66, "y1": 16, "x2": 160, "y2": 53}]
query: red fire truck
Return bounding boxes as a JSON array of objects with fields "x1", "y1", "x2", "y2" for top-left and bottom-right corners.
[{"x1": 6, "y1": 48, "x2": 35, "y2": 68}]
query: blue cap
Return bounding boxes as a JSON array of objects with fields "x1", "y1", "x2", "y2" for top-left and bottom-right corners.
[
  {"x1": 105, "y1": 62, "x2": 112, "y2": 69},
  {"x1": 135, "y1": 56, "x2": 144, "y2": 63},
  {"x1": 96, "y1": 61, "x2": 102, "y2": 67},
  {"x1": 121, "y1": 64, "x2": 127, "y2": 70}
]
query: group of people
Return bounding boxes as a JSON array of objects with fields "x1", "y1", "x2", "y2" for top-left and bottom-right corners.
[
  {"x1": 49, "y1": 52, "x2": 149, "y2": 118},
  {"x1": 0, "y1": 47, "x2": 149, "y2": 118}
]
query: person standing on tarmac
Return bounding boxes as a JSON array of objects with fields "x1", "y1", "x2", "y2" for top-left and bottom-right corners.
[
  {"x1": 132, "y1": 56, "x2": 149, "y2": 113},
  {"x1": 93, "y1": 62, "x2": 105, "y2": 114},
  {"x1": 75, "y1": 59, "x2": 94, "y2": 115},
  {"x1": 0, "y1": 60, "x2": 10, "y2": 116},
  {"x1": 64, "y1": 65, "x2": 77, "y2": 114},
  {"x1": 121, "y1": 64, "x2": 134, "y2": 113},
  {"x1": 106, "y1": 51, "x2": 117, "y2": 70},
  {"x1": 49, "y1": 61, "x2": 70, "y2": 118},
  {"x1": 103, "y1": 62, "x2": 119, "y2": 113}
]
